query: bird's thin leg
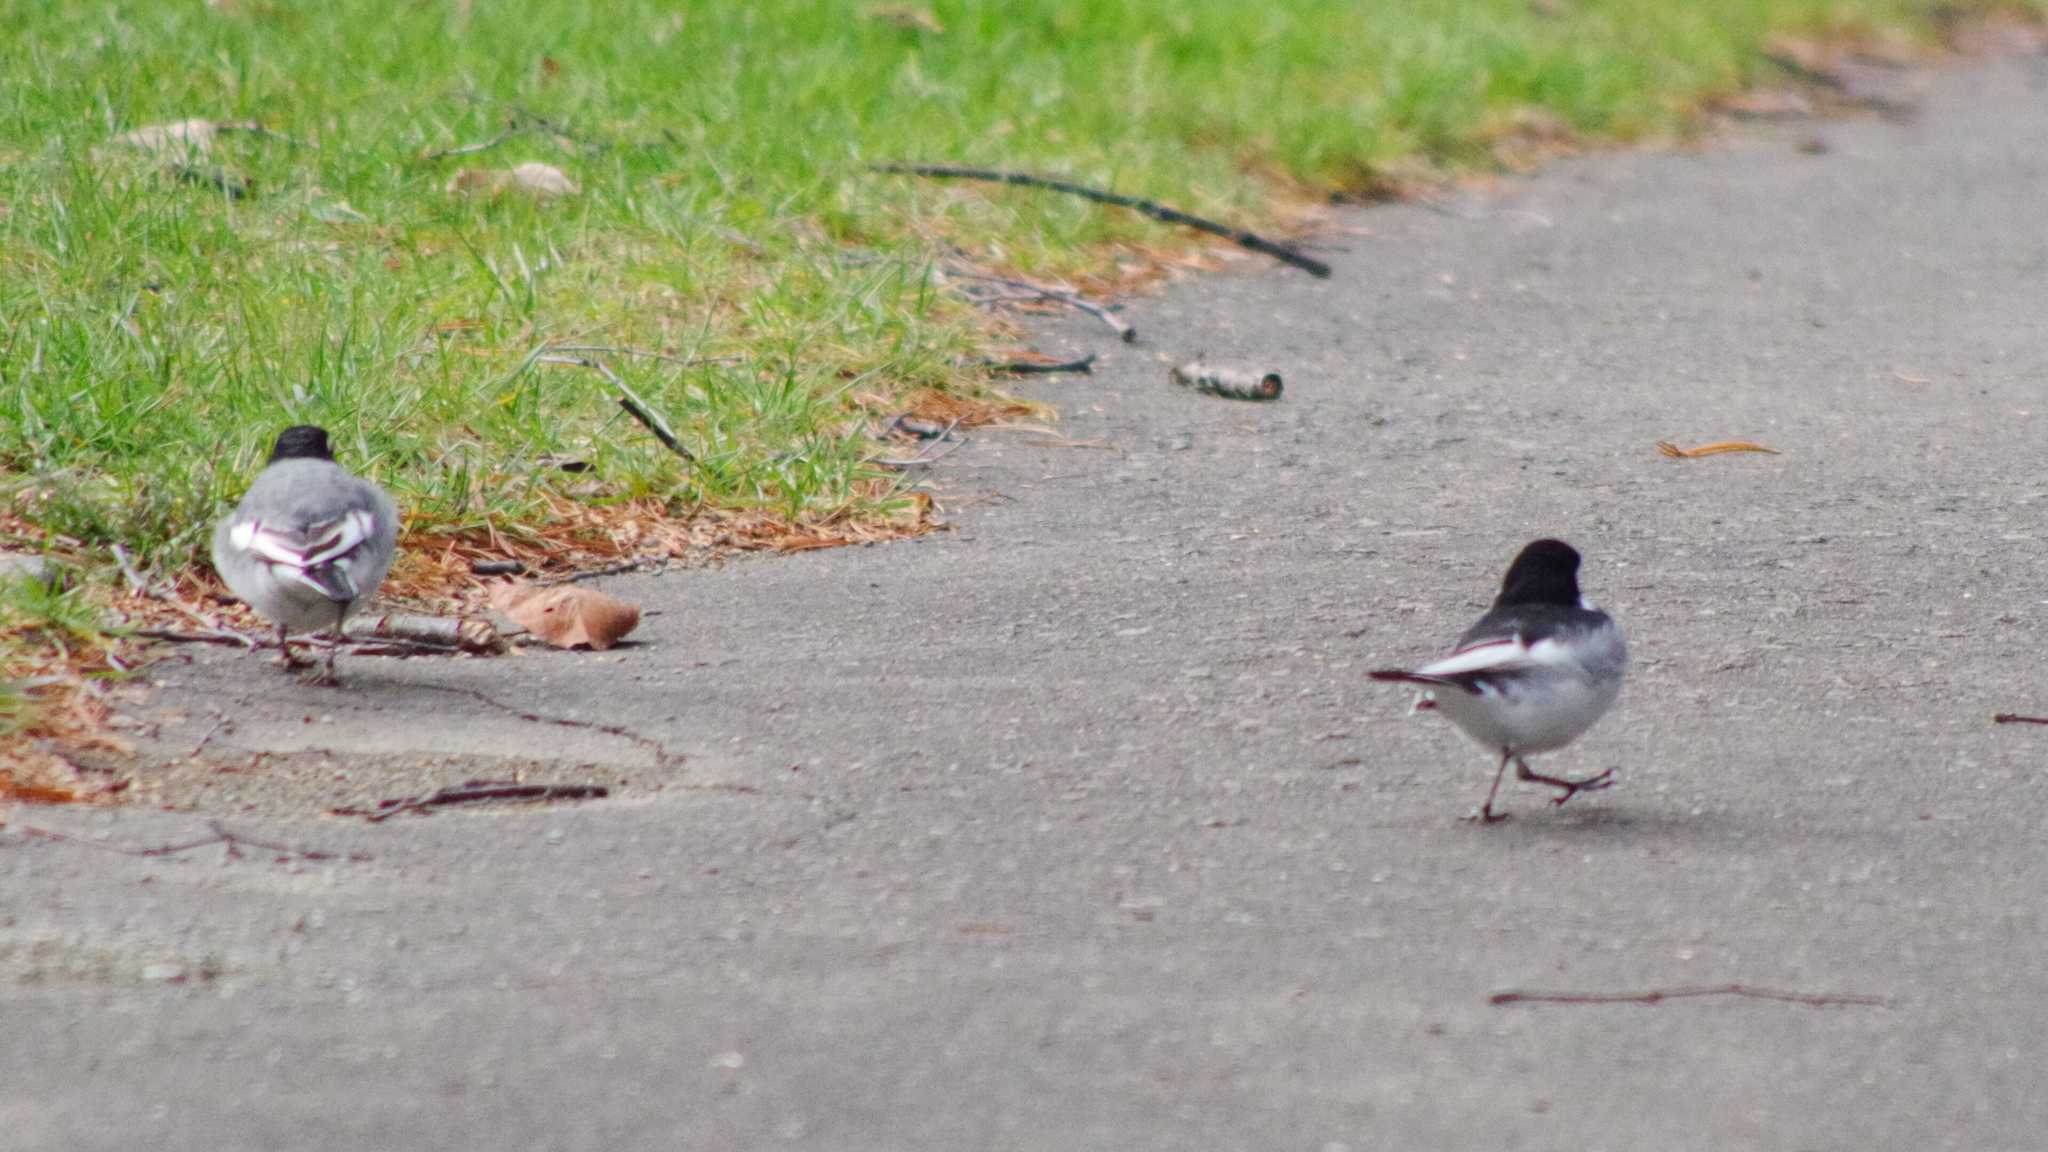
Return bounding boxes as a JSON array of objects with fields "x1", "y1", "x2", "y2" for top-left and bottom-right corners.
[
  {"x1": 1515, "y1": 756, "x2": 1615, "y2": 807},
  {"x1": 273, "y1": 623, "x2": 306, "y2": 669},
  {"x1": 1466, "y1": 751, "x2": 1513, "y2": 823},
  {"x1": 316, "y1": 603, "x2": 345, "y2": 685}
]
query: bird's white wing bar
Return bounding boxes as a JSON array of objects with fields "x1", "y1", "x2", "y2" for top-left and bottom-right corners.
[
  {"x1": 1421, "y1": 633, "x2": 1583, "y2": 678},
  {"x1": 1417, "y1": 636, "x2": 1536, "y2": 679},
  {"x1": 232, "y1": 510, "x2": 372, "y2": 571}
]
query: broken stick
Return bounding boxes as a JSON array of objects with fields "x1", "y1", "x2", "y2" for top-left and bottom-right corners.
[
  {"x1": 347, "y1": 781, "x2": 609, "y2": 822},
  {"x1": 981, "y1": 353, "x2": 1098, "y2": 376},
  {"x1": 1170, "y1": 360, "x2": 1283, "y2": 401},
  {"x1": 874, "y1": 163, "x2": 1332, "y2": 278},
  {"x1": 536, "y1": 352, "x2": 696, "y2": 462},
  {"x1": 341, "y1": 613, "x2": 508, "y2": 655},
  {"x1": 1490, "y1": 983, "x2": 1888, "y2": 1008}
]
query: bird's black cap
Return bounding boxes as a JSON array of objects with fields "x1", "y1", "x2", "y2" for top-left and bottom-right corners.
[
  {"x1": 267, "y1": 425, "x2": 335, "y2": 463},
  {"x1": 1495, "y1": 538, "x2": 1582, "y2": 607}
]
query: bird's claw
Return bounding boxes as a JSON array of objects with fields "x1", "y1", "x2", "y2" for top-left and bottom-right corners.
[{"x1": 1548, "y1": 769, "x2": 1616, "y2": 807}]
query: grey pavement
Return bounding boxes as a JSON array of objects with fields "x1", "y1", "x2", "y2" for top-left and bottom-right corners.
[{"x1": 8, "y1": 58, "x2": 2048, "y2": 1152}]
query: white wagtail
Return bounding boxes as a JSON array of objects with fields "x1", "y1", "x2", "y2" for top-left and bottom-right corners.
[
  {"x1": 1369, "y1": 538, "x2": 1627, "y2": 822},
  {"x1": 211, "y1": 425, "x2": 398, "y2": 681}
]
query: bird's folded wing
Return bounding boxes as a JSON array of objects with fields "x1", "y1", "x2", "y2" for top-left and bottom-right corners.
[
  {"x1": 1372, "y1": 633, "x2": 1574, "y2": 694},
  {"x1": 234, "y1": 509, "x2": 373, "y2": 570},
  {"x1": 229, "y1": 510, "x2": 375, "y2": 601}
]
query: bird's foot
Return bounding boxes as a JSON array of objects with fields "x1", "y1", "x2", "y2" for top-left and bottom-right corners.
[
  {"x1": 1544, "y1": 768, "x2": 1616, "y2": 807},
  {"x1": 1464, "y1": 806, "x2": 1511, "y2": 825}
]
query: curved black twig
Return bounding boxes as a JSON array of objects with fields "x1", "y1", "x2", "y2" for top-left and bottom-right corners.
[{"x1": 874, "y1": 163, "x2": 1332, "y2": 278}]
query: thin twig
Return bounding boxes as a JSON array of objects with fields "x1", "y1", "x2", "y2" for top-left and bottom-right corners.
[
  {"x1": 347, "y1": 780, "x2": 609, "y2": 823},
  {"x1": 980, "y1": 353, "x2": 1098, "y2": 375},
  {"x1": 188, "y1": 714, "x2": 229, "y2": 760},
  {"x1": 131, "y1": 626, "x2": 486, "y2": 660},
  {"x1": 402, "y1": 683, "x2": 676, "y2": 769},
  {"x1": 536, "y1": 353, "x2": 696, "y2": 462},
  {"x1": 130, "y1": 627, "x2": 260, "y2": 648},
  {"x1": 422, "y1": 125, "x2": 518, "y2": 161},
  {"x1": 1993, "y1": 713, "x2": 2048, "y2": 726},
  {"x1": 534, "y1": 559, "x2": 664, "y2": 587},
  {"x1": 868, "y1": 418, "x2": 965, "y2": 468},
  {"x1": 874, "y1": 163, "x2": 1332, "y2": 278},
  {"x1": 110, "y1": 544, "x2": 148, "y2": 594},
  {"x1": 1489, "y1": 984, "x2": 1889, "y2": 1008},
  {"x1": 114, "y1": 546, "x2": 259, "y2": 648},
  {"x1": 547, "y1": 344, "x2": 743, "y2": 369},
  {"x1": 950, "y1": 270, "x2": 1135, "y2": 342},
  {"x1": 18, "y1": 821, "x2": 369, "y2": 863}
]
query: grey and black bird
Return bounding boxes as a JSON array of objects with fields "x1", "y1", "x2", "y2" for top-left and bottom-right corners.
[
  {"x1": 211, "y1": 425, "x2": 398, "y2": 682},
  {"x1": 1370, "y1": 539, "x2": 1627, "y2": 822}
]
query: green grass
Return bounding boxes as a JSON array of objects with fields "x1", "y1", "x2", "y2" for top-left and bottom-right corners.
[{"x1": 0, "y1": 0, "x2": 2023, "y2": 574}]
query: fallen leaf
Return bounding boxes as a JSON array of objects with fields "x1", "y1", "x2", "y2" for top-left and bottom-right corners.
[
  {"x1": 118, "y1": 118, "x2": 228, "y2": 156},
  {"x1": 489, "y1": 582, "x2": 640, "y2": 650},
  {"x1": 862, "y1": 4, "x2": 943, "y2": 33},
  {"x1": 1655, "y1": 440, "x2": 1781, "y2": 458},
  {"x1": 445, "y1": 161, "x2": 580, "y2": 198}
]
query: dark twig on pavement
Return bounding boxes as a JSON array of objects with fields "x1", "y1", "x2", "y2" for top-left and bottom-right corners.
[
  {"x1": 18, "y1": 821, "x2": 369, "y2": 863},
  {"x1": 1489, "y1": 983, "x2": 1889, "y2": 1008},
  {"x1": 873, "y1": 162, "x2": 1333, "y2": 278},
  {"x1": 1993, "y1": 713, "x2": 2048, "y2": 726},
  {"x1": 537, "y1": 353, "x2": 696, "y2": 462},
  {"x1": 981, "y1": 353, "x2": 1099, "y2": 376},
  {"x1": 345, "y1": 780, "x2": 609, "y2": 823},
  {"x1": 868, "y1": 417, "x2": 965, "y2": 469},
  {"x1": 133, "y1": 624, "x2": 494, "y2": 660},
  {"x1": 534, "y1": 558, "x2": 666, "y2": 587}
]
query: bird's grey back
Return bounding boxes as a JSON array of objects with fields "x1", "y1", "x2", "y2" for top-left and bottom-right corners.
[
  {"x1": 1458, "y1": 602, "x2": 1627, "y2": 678},
  {"x1": 235, "y1": 458, "x2": 396, "y2": 543}
]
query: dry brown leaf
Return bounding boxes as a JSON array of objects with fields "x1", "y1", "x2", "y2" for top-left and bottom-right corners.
[
  {"x1": 115, "y1": 118, "x2": 271, "y2": 157},
  {"x1": 1655, "y1": 440, "x2": 1781, "y2": 459},
  {"x1": 118, "y1": 118, "x2": 226, "y2": 156},
  {"x1": 445, "y1": 162, "x2": 580, "y2": 199},
  {"x1": 490, "y1": 582, "x2": 640, "y2": 650}
]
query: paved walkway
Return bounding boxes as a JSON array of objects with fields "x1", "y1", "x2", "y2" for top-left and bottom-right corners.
[{"x1": 7, "y1": 57, "x2": 2048, "y2": 1151}]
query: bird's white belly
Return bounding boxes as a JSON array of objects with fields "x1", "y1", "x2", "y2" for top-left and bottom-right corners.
[{"x1": 1432, "y1": 670, "x2": 1619, "y2": 754}]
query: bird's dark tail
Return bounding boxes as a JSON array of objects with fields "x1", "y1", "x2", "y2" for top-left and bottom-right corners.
[{"x1": 1368, "y1": 669, "x2": 1454, "y2": 689}]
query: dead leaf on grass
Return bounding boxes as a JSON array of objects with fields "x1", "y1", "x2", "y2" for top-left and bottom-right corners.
[
  {"x1": 489, "y1": 582, "x2": 640, "y2": 650},
  {"x1": 446, "y1": 161, "x2": 580, "y2": 199},
  {"x1": 118, "y1": 118, "x2": 233, "y2": 156},
  {"x1": 863, "y1": 5, "x2": 943, "y2": 33}
]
